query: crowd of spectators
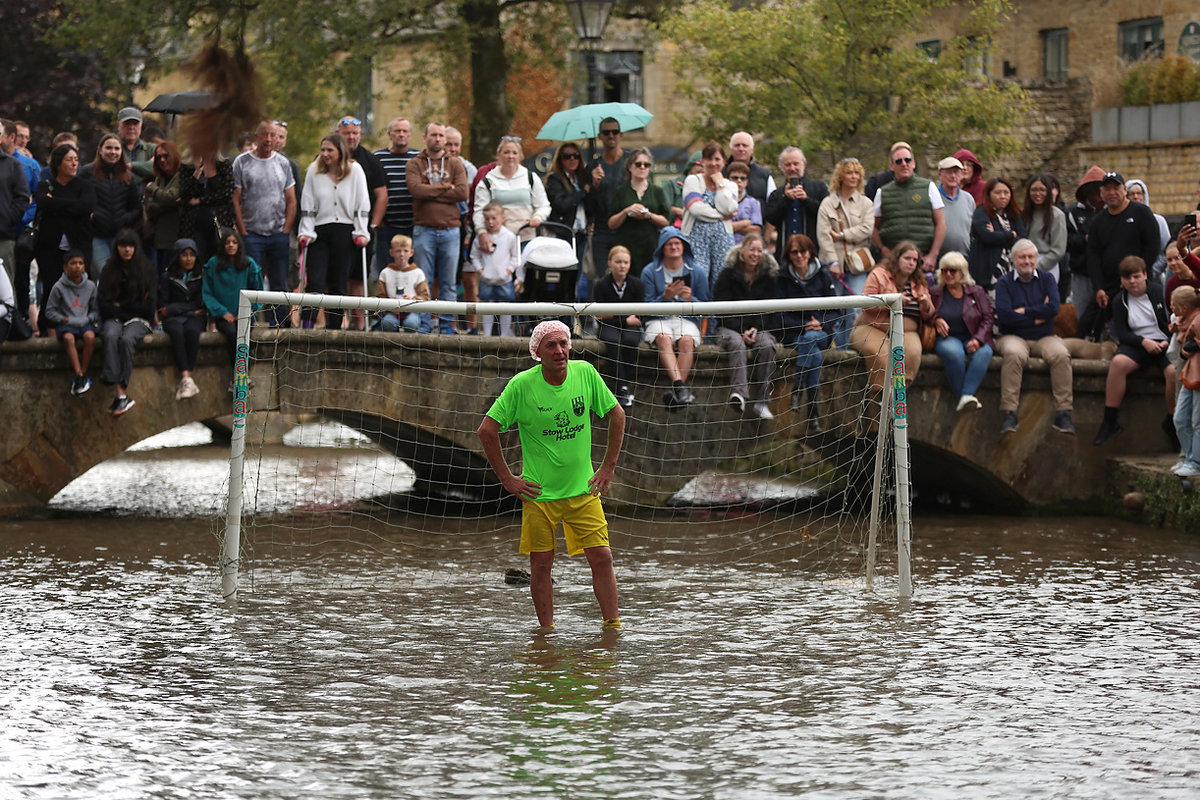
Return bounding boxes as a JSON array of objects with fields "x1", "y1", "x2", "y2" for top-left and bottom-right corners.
[{"x1": 2, "y1": 110, "x2": 1199, "y2": 466}]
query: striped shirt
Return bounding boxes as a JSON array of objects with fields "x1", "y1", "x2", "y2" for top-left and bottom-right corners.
[{"x1": 375, "y1": 147, "x2": 419, "y2": 232}]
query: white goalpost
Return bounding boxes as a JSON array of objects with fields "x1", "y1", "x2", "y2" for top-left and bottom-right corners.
[{"x1": 219, "y1": 291, "x2": 913, "y2": 600}]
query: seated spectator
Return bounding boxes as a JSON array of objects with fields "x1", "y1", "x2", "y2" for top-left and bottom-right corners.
[
  {"x1": 1093, "y1": 256, "x2": 1172, "y2": 446},
  {"x1": 929, "y1": 251, "x2": 994, "y2": 412},
  {"x1": 642, "y1": 228, "x2": 709, "y2": 408},
  {"x1": 42, "y1": 249, "x2": 97, "y2": 395},
  {"x1": 968, "y1": 177, "x2": 1027, "y2": 290},
  {"x1": 202, "y1": 228, "x2": 263, "y2": 368},
  {"x1": 468, "y1": 206, "x2": 517, "y2": 336},
  {"x1": 374, "y1": 234, "x2": 428, "y2": 333},
  {"x1": 775, "y1": 233, "x2": 838, "y2": 429},
  {"x1": 850, "y1": 240, "x2": 935, "y2": 393},
  {"x1": 158, "y1": 238, "x2": 207, "y2": 400},
  {"x1": 592, "y1": 245, "x2": 644, "y2": 408},
  {"x1": 727, "y1": 161, "x2": 762, "y2": 245},
  {"x1": 994, "y1": 238, "x2": 1074, "y2": 435},
  {"x1": 607, "y1": 146, "x2": 669, "y2": 273},
  {"x1": 97, "y1": 229, "x2": 157, "y2": 416},
  {"x1": 714, "y1": 233, "x2": 779, "y2": 419}
]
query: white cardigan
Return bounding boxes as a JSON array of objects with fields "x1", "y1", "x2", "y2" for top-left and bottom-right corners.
[
  {"x1": 299, "y1": 160, "x2": 370, "y2": 241},
  {"x1": 473, "y1": 166, "x2": 551, "y2": 240},
  {"x1": 680, "y1": 172, "x2": 738, "y2": 236}
]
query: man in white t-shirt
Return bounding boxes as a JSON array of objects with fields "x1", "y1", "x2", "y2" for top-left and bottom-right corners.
[{"x1": 233, "y1": 120, "x2": 297, "y2": 326}]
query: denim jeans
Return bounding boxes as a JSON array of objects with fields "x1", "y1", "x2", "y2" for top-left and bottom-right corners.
[
  {"x1": 791, "y1": 329, "x2": 833, "y2": 390},
  {"x1": 244, "y1": 231, "x2": 291, "y2": 326},
  {"x1": 376, "y1": 311, "x2": 421, "y2": 332},
  {"x1": 478, "y1": 280, "x2": 516, "y2": 336},
  {"x1": 413, "y1": 225, "x2": 460, "y2": 333},
  {"x1": 935, "y1": 335, "x2": 994, "y2": 398},
  {"x1": 92, "y1": 237, "x2": 113, "y2": 276},
  {"x1": 1174, "y1": 388, "x2": 1200, "y2": 466}
]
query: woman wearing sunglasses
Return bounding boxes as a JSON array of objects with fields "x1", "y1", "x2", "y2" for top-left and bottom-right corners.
[
  {"x1": 545, "y1": 142, "x2": 591, "y2": 257},
  {"x1": 607, "y1": 147, "x2": 669, "y2": 275},
  {"x1": 929, "y1": 251, "x2": 994, "y2": 412}
]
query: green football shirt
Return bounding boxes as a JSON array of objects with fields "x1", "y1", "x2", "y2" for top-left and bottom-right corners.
[{"x1": 485, "y1": 360, "x2": 618, "y2": 501}]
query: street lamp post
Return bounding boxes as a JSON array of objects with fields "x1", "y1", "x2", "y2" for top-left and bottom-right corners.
[{"x1": 565, "y1": 0, "x2": 615, "y2": 105}]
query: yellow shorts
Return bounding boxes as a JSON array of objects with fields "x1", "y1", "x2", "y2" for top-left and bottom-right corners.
[{"x1": 520, "y1": 494, "x2": 610, "y2": 555}]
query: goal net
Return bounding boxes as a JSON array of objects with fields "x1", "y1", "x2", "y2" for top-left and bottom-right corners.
[{"x1": 218, "y1": 291, "x2": 913, "y2": 598}]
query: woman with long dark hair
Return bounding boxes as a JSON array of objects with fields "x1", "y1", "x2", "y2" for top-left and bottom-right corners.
[
  {"x1": 33, "y1": 143, "x2": 95, "y2": 334},
  {"x1": 97, "y1": 228, "x2": 156, "y2": 416},
  {"x1": 298, "y1": 133, "x2": 370, "y2": 329},
  {"x1": 968, "y1": 176, "x2": 1027, "y2": 290},
  {"x1": 143, "y1": 140, "x2": 184, "y2": 273},
  {"x1": 544, "y1": 141, "x2": 592, "y2": 304},
  {"x1": 158, "y1": 237, "x2": 207, "y2": 400},
  {"x1": 81, "y1": 132, "x2": 142, "y2": 272},
  {"x1": 202, "y1": 228, "x2": 263, "y2": 366},
  {"x1": 851, "y1": 240, "x2": 935, "y2": 392},
  {"x1": 1021, "y1": 173, "x2": 1066, "y2": 284}
]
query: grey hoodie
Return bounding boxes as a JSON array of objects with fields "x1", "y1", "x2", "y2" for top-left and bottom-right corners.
[{"x1": 44, "y1": 273, "x2": 99, "y2": 328}]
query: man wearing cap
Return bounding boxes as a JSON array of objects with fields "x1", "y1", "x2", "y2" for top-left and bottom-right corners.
[
  {"x1": 872, "y1": 141, "x2": 945, "y2": 274},
  {"x1": 477, "y1": 319, "x2": 626, "y2": 630},
  {"x1": 936, "y1": 155, "x2": 975, "y2": 258},
  {"x1": 116, "y1": 106, "x2": 154, "y2": 181},
  {"x1": 1083, "y1": 171, "x2": 1160, "y2": 337}
]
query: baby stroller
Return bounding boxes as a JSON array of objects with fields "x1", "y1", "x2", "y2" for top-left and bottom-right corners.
[{"x1": 519, "y1": 221, "x2": 580, "y2": 331}]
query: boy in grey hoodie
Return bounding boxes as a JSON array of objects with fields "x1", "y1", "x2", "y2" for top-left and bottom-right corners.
[{"x1": 43, "y1": 249, "x2": 99, "y2": 395}]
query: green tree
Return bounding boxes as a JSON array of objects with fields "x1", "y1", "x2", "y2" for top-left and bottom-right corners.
[{"x1": 660, "y1": 0, "x2": 1027, "y2": 170}]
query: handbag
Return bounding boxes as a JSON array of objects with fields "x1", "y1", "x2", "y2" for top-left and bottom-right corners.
[
  {"x1": 836, "y1": 208, "x2": 875, "y2": 275},
  {"x1": 4, "y1": 305, "x2": 33, "y2": 342},
  {"x1": 919, "y1": 318, "x2": 937, "y2": 352}
]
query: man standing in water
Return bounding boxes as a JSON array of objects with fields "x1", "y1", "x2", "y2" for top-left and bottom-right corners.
[{"x1": 477, "y1": 320, "x2": 625, "y2": 630}]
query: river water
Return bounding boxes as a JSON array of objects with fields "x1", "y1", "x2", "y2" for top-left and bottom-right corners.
[{"x1": 2, "y1": 426, "x2": 1199, "y2": 798}]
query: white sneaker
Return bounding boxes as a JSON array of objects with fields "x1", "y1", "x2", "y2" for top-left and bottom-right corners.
[
  {"x1": 729, "y1": 392, "x2": 746, "y2": 413},
  {"x1": 753, "y1": 402, "x2": 774, "y2": 420},
  {"x1": 175, "y1": 379, "x2": 187, "y2": 401},
  {"x1": 956, "y1": 394, "x2": 981, "y2": 412},
  {"x1": 1171, "y1": 459, "x2": 1188, "y2": 475},
  {"x1": 180, "y1": 376, "x2": 199, "y2": 399},
  {"x1": 1177, "y1": 461, "x2": 1200, "y2": 478}
]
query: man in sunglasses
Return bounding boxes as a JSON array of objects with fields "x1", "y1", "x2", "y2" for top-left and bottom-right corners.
[
  {"x1": 584, "y1": 118, "x2": 628, "y2": 274},
  {"x1": 872, "y1": 141, "x2": 946, "y2": 274}
]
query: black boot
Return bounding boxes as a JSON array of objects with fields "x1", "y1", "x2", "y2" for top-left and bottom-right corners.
[{"x1": 1093, "y1": 406, "x2": 1122, "y2": 446}]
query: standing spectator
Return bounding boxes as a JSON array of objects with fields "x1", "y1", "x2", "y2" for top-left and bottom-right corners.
[
  {"x1": 1124, "y1": 179, "x2": 1171, "y2": 280},
  {"x1": 681, "y1": 140, "x2": 737, "y2": 291},
  {"x1": 1170, "y1": 286, "x2": 1200, "y2": 477},
  {"x1": 929, "y1": 251, "x2": 994, "y2": 412},
  {"x1": 80, "y1": 133, "x2": 141, "y2": 274},
  {"x1": 97, "y1": 229, "x2": 156, "y2": 416},
  {"x1": 157, "y1": 238, "x2": 206, "y2": 400},
  {"x1": 203, "y1": 228, "x2": 264, "y2": 365},
  {"x1": 143, "y1": 140, "x2": 183, "y2": 273},
  {"x1": 592, "y1": 245, "x2": 644, "y2": 407},
  {"x1": 851, "y1": 241, "x2": 935, "y2": 392},
  {"x1": 33, "y1": 143, "x2": 95, "y2": 333},
  {"x1": 473, "y1": 136, "x2": 550, "y2": 245},
  {"x1": 1093, "y1": 256, "x2": 1172, "y2": 447},
  {"x1": 178, "y1": 147, "x2": 236, "y2": 267},
  {"x1": 816, "y1": 156, "x2": 874, "y2": 337},
  {"x1": 994, "y1": 239, "x2": 1075, "y2": 435},
  {"x1": 115, "y1": 106, "x2": 155, "y2": 181},
  {"x1": 545, "y1": 141, "x2": 590, "y2": 254},
  {"x1": 1083, "y1": 172, "x2": 1161, "y2": 340},
  {"x1": 233, "y1": 120, "x2": 297, "y2": 327},
  {"x1": 337, "y1": 116, "x2": 387, "y2": 328},
  {"x1": 967, "y1": 177, "x2": 1027, "y2": 290},
  {"x1": 764, "y1": 146, "x2": 829, "y2": 263},
  {"x1": 1021, "y1": 174, "x2": 1067, "y2": 284},
  {"x1": 607, "y1": 146, "x2": 669, "y2": 275},
  {"x1": 727, "y1": 161, "x2": 763, "y2": 245},
  {"x1": 373, "y1": 118, "x2": 420, "y2": 282},
  {"x1": 444, "y1": 125, "x2": 479, "y2": 331},
  {"x1": 583, "y1": 118, "x2": 628, "y2": 272},
  {"x1": 725, "y1": 131, "x2": 776, "y2": 207},
  {"x1": 13, "y1": 121, "x2": 33, "y2": 160},
  {"x1": 667, "y1": 152, "x2": 703, "y2": 228},
  {"x1": 1, "y1": 119, "x2": 38, "y2": 245},
  {"x1": 299, "y1": 133, "x2": 370, "y2": 330},
  {"x1": 936, "y1": 156, "x2": 975, "y2": 258},
  {"x1": 1065, "y1": 165, "x2": 1105, "y2": 310},
  {"x1": 469, "y1": 203, "x2": 520, "y2": 337},
  {"x1": 955, "y1": 148, "x2": 985, "y2": 205},
  {"x1": 1166, "y1": 234, "x2": 1200, "y2": 304},
  {"x1": 406, "y1": 122, "x2": 468, "y2": 335},
  {"x1": 714, "y1": 233, "x2": 779, "y2": 419},
  {"x1": 873, "y1": 141, "x2": 945, "y2": 274},
  {"x1": 0, "y1": 121, "x2": 31, "y2": 286},
  {"x1": 775, "y1": 233, "x2": 838, "y2": 427}
]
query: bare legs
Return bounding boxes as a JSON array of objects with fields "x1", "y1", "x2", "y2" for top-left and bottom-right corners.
[{"x1": 528, "y1": 545, "x2": 619, "y2": 627}]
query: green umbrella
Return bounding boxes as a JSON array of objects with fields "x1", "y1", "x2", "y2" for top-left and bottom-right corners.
[{"x1": 536, "y1": 102, "x2": 653, "y2": 141}]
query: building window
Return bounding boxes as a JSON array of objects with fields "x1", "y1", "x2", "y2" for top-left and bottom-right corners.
[
  {"x1": 964, "y1": 36, "x2": 992, "y2": 77},
  {"x1": 574, "y1": 51, "x2": 642, "y2": 106},
  {"x1": 1119, "y1": 18, "x2": 1163, "y2": 61},
  {"x1": 916, "y1": 39, "x2": 941, "y2": 60},
  {"x1": 1043, "y1": 28, "x2": 1069, "y2": 79}
]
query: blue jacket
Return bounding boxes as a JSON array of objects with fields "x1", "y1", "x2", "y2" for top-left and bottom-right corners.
[
  {"x1": 995, "y1": 268, "x2": 1059, "y2": 340},
  {"x1": 641, "y1": 228, "x2": 709, "y2": 323}
]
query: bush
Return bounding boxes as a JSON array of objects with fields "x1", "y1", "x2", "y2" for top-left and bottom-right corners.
[{"x1": 1121, "y1": 55, "x2": 1200, "y2": 106}]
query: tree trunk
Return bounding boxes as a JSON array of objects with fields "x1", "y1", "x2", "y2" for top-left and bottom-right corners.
[{"x1": 462, "y1": 0, "x2": 511, "y2": 165}]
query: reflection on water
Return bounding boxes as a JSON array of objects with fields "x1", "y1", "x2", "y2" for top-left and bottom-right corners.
[{"x1": 2, "y1": 510, "x2": 1199, "y2": 798}]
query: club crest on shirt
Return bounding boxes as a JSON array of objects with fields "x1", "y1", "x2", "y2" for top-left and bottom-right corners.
[
  {"x1": 554, "y1": 411, "x2": 570, "y2": 428},
  {"x1": 572, "y1": 396, "x2": 585, "y2": 417}
]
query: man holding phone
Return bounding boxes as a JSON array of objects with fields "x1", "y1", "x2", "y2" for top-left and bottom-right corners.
[{"x1": 763, "y1": 146, "x2": 827, "y2": 261}]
